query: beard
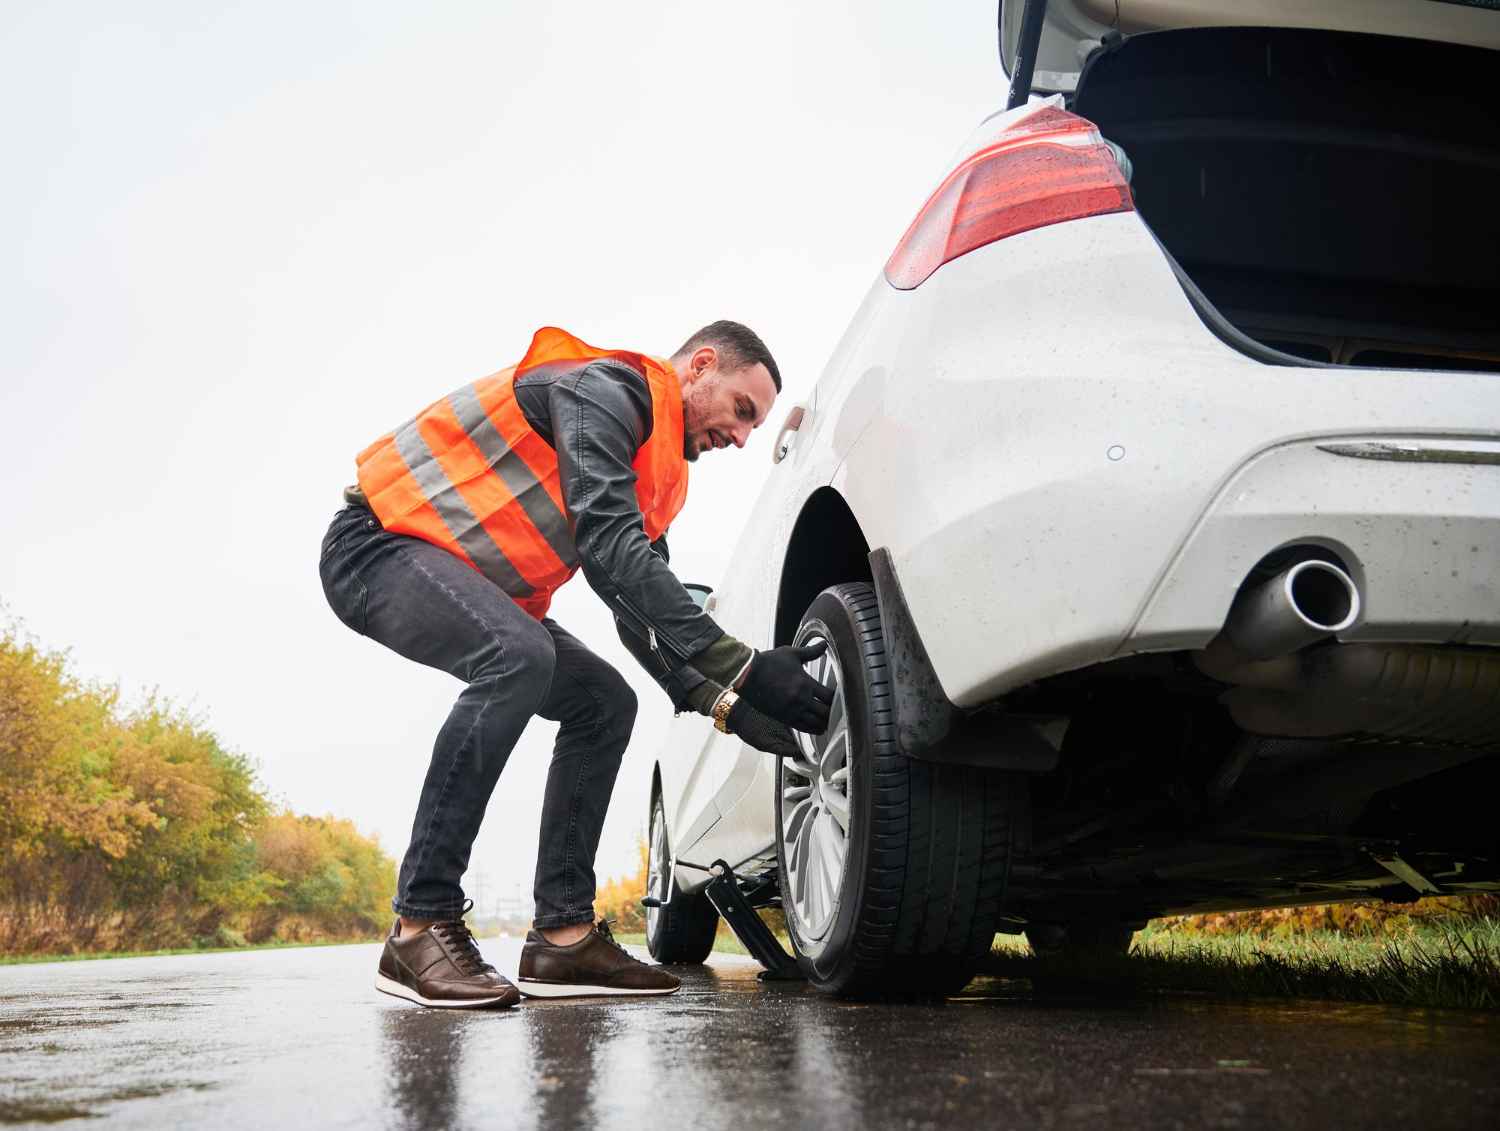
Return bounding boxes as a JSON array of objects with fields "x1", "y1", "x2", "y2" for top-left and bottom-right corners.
[{"x1": 681, "y1": 383, "x2": 707, "y2": 461}]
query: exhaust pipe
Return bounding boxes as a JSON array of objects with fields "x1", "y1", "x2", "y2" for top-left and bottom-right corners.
[
  {"x1": 1214, "y1": 559, "x2": 1360, "y2": 663},
  {"x1": 1195, "y1": 559, "x2": 1500, "y2": 746}
]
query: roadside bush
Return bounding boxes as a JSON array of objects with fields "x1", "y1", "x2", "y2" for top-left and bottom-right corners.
[
  {"x1": 0, "y1": 620, "x2": 395, "y2": 955},
  {"x1": 247, "y1": 812, "x2": 394, "y2": 941}
]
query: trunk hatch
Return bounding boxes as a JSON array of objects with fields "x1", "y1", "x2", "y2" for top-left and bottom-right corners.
[
  {"x1": 1075, "y1": 24, "x2": 1500, "y2": 371},
  {"x1": 1000, "y1": 0, "x2": 1500, "y2": 95}
]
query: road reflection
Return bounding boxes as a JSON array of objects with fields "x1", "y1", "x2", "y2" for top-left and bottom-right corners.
[
  {"x1": 379, "y1": 1008, "x2": 474, "y2": 1130},
  {"x1": 783, "y1": 993, "x2": 865, "y2": 1127},
  {"x1": 134, "y1": 944, "x2": 1483, "y2": 1131},
  {"x1": 524, "y1": 993, "x2": 608, "y2": 1126}
]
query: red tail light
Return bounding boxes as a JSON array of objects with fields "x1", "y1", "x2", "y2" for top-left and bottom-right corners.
[{"x1": 884, "y1": 107, "x2": 1134, "y2": 290}]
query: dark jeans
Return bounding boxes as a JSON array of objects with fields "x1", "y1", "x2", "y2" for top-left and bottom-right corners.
[{"x1": 318, "y1": 504, "x2": 636, "y2": 928}]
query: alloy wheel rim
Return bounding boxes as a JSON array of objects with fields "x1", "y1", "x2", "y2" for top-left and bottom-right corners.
[
  {"x1": 647, "y1": 804, "x2": 668, "y2": 938},
  {"x1": 779, "y1": 628, "x2": 850, "y2": 954}
]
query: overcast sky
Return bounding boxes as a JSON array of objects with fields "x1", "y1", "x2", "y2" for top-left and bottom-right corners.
[{"x1": 2, "y1": 1, "x2": 1003, "y2": 905}]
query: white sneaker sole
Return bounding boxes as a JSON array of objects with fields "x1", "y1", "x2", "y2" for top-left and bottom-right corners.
[
  {"x1": 515, "y1": 978, "x2": 680, "y2": 999},
  {"x1": 374, "y1": 973, "x2": 516, "y2": 1009}
]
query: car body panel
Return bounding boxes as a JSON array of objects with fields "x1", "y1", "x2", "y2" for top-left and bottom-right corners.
[
  {"x1": 656, "y1": 97, "x2": 1500, "y2": 898},
  {"x1": 1130, "y1": 437, "x2": 1500, "y2": 653},
  {"x1": 842, "y1": 209, "x2": 1500, "y2": 705}
]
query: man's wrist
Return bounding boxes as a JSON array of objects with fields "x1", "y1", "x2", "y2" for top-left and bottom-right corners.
[
  {"x1": 711, "y1": 689, "x2": 740, "y2": 733},
  {"x1": 685, "y1": 681, "x2": 721, "y2": 717},
  {"x1": 690, "y1": 634, "x2": 754, "y2": 687}
]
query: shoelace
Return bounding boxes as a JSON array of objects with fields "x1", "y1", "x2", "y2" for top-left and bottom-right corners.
[
  {"x1": 593, "y1": 919, "x2": 635, "y2": 961},
  {"x1": 431, "y1": 913, "x2": 494, "y2": 977}
]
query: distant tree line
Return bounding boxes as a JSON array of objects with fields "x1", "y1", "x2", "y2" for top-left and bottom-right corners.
[{"x1": 0, "y1": 622, "x2": 395, "y2": 955}]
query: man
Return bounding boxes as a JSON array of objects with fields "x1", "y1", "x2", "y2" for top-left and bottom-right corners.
[{"x1": 319, "y1": 321, "x2": 832, "y2": 1008}]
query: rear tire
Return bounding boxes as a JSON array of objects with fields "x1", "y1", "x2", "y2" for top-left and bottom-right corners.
[
  {"x1": 775, "y1": 583, "x2": 1021, "y2": 997},
  {"x1": 645, "y1": 793, "x2": 718, "y2": 964}
]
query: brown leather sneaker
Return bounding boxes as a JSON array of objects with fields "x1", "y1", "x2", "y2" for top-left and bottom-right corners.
[
  {"x1": 517, "y1": 920, "x2": 681, "y2": 998},
  {"x1": 375, "y1": 918, "x2": 521, "y2": 1009}
]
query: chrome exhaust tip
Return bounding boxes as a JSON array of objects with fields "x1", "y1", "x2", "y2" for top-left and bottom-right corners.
[{"x1": 1222, "y1": 559, "x2": 1361, "y2": 662}]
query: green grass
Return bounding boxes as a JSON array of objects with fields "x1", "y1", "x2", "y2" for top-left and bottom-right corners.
[
  {"x1": 982, "y1": 918, "x2": 1500, "y2": 1011},
  {"x1": 0, "y1": 937, "x2": 377, "y2": 967}
]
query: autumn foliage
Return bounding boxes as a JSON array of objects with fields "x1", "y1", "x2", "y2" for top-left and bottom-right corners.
[
  {"x1": 1156, "y1": 895, "x2": 1500, "y2": 940},
  {"x1": 594, "y1": 835, "x2": 649, "y2": 933},
  {"x1": 0, "y1": 622, "x2": 395, "y2": 955}
]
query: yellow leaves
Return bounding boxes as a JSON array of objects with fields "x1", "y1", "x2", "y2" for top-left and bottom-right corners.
[
  {"x1": 246, "y1": 811, "x2": 395, "y2": 935},
  {"x1": 594, "y1": 834, "x2": 650, "y2": 932},
  {"x1": 0, "y1": 624, "x2": 146, "y2": 857}
]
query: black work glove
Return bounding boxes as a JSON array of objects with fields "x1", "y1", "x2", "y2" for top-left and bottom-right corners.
[
  {"x1": 738, "y1": 640, "x2": 833, "y2": 734},
  {"x1": 682, "y1": 681, "x2": 803, "y2": 758},
  {"x1": 725, "y1": 699, "x2": 801, "y2": 759}
]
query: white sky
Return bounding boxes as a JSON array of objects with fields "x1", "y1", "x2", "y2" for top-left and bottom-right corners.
[{"x1": 1, "y1": 1, "x2": 1003, "y2": 905}]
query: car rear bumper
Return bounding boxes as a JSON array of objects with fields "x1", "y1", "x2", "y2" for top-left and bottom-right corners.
[
  {"x1": 1130, "y1": 437, "x2": 1500, "y2": 653},
  {"x1": 835, "y1": 211, "x2": 1500, "y2": 706}
]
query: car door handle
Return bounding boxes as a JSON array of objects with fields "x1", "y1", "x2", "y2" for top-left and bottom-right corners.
[{"x1": 772, "y1": 405, "x2": 806, "y2": 465}]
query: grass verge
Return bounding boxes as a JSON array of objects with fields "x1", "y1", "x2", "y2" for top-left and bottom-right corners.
[{"x1": 982, "y1": 918, "x2": 1500, "y2": 1011}]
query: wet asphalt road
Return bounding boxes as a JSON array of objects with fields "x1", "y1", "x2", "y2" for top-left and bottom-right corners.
[{"x1": 2, "y1": 941, "x2": 1497, "y2": 1130}]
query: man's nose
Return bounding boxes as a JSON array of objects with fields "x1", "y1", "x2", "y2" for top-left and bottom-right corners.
[{"x1": 731, "y1": 424, "x2": 749, "y2": 449}]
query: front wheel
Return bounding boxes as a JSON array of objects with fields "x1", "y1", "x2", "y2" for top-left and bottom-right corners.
[
  {"x1": 644, "y1": 793, "x2": 718, "y2": 964},
  {"x1": 775, "y1": 583, "x2": 1021, "y2": 997}
]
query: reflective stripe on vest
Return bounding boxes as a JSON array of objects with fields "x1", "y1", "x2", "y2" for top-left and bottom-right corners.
[{"x1": 355, "y1": 326, "x2": 689, "y2": 619}]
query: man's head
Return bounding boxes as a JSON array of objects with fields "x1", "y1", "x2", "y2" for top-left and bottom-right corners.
[{"x1": 671, "y1": 320, "x2": 781, "y2": 462}]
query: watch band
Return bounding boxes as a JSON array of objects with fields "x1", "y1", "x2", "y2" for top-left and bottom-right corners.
[{"x1": 711, "y1": 689, "x2": 739, "y2": 733}]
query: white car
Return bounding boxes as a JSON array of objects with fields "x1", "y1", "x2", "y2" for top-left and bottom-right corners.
[{"x1": 646, "y1": 0, "x2": 1500, "y2": 996}]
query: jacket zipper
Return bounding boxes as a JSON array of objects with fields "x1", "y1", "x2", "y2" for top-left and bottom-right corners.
[{"x1": 613, "y1": 590, "x2": 694, "y2": 669}]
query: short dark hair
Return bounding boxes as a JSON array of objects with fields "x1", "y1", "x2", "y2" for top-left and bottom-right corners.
[{"x1": 673, "y1": 320, "x2": 781, "y2": 392}]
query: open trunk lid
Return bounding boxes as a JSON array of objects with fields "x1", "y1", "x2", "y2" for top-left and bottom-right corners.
[{"x1": 999, "y1": 0, "x2": 1500, "y2": 96}]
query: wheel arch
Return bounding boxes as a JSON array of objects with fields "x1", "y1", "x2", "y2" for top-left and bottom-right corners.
[{"x1": 775, "y1": 487, "x2": 873, "y2": 647}]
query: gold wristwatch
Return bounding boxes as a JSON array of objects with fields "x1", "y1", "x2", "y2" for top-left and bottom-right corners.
[{"x1": 711, "y1": 689, "x2": 740, "y2": 733}]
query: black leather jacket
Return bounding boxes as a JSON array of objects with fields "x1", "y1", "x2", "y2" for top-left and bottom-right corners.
[{"x1": 515, "y1": 357, "x2": 722, "y2": 708}]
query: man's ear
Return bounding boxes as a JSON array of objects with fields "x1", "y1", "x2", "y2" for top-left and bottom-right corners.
[{"x1": 689, "y1": 345, "x2": 718, "y2": 380}]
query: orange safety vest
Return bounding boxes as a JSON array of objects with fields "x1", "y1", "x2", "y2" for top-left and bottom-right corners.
[{"x1": 355, "y1": 327, "x2": 690, "y2": 619}]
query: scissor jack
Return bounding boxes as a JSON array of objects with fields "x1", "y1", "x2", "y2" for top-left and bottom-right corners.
[{"x1": 644, "y1": 858, "x2": 803, "y2": 981}]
